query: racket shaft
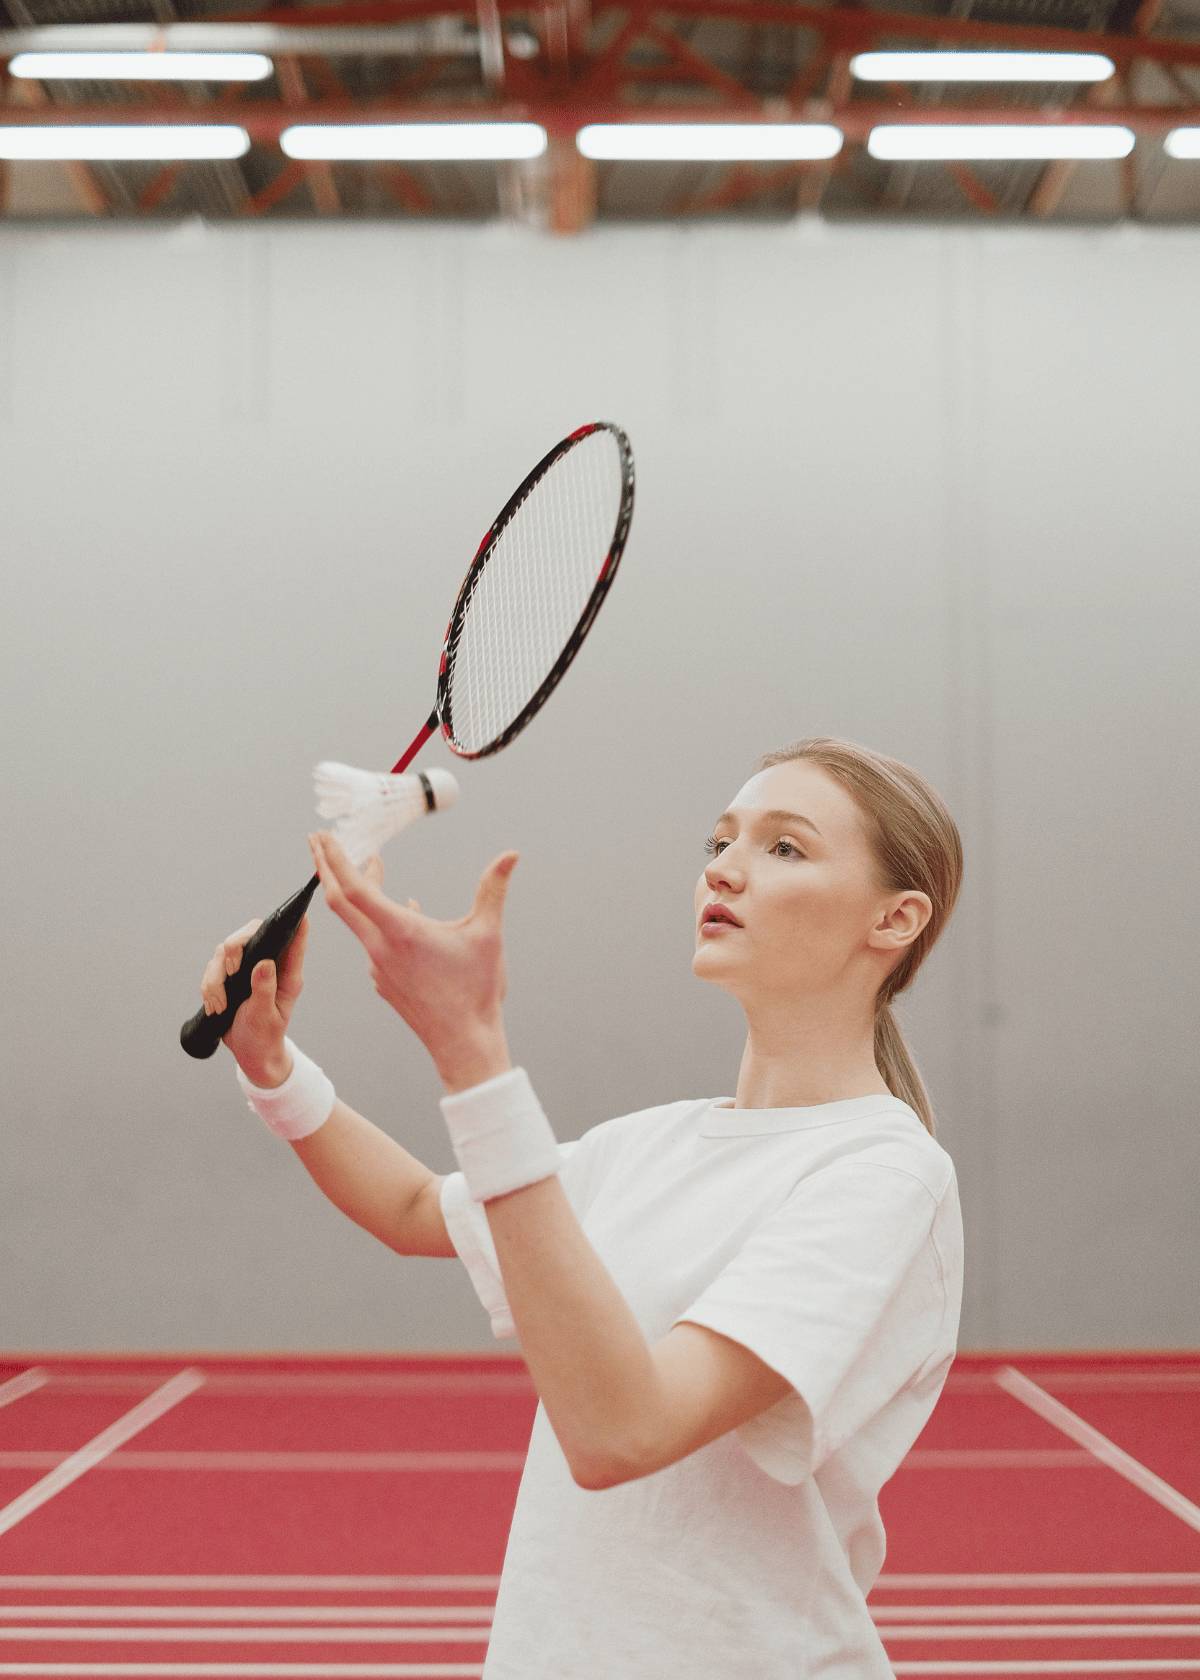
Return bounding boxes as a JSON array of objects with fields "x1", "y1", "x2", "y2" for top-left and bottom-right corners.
[{"x1": 179, "y1": 876, "x2": 319, "y2": 1060}]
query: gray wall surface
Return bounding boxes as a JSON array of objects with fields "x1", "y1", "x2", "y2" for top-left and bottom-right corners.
[{"x1": 1, "y1": 219, "x2": 1195, "y2": 1355}]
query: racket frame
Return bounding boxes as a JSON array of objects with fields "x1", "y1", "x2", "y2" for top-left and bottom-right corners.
[{"x1": 432, "y1": 419, "x2": 635, "y2": 762}]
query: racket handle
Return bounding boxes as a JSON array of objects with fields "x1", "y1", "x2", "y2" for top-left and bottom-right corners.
[{"x1": 179, "y1": 875, "x2": 321, "y2": 1060}]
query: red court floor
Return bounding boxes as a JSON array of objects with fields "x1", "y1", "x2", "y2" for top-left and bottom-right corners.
[{"x1": 0, "y1": 1349, "x2": 1197, "y2": 1676}]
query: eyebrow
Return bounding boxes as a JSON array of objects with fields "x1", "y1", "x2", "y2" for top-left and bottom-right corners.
[{"x1": 714, "y1": 808, "x2": 824, "y2": 840}]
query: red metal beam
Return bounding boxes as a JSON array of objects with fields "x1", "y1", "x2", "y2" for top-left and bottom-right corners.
[
  {"x1": 136, "y1": 79, "x2": 257, "y2": 214},
  {"x1": 881, "y1": 78, "x2": 999, "y2": 215},
  {"x1": 212, "y1": 2, "x2": 1200, "y2": 75},
  {"x1": 276, "y1": 53, "x2": 342, "y2": 209},
  {"x1": 380, "y1": 158, "x2": 435, "y2": 207},
  {"x1": 0, "y1": 100, "x2": 1191, "y2": 137},
  {"x1": 639, "y1": 15, "x2": 761, "y2": 107}
]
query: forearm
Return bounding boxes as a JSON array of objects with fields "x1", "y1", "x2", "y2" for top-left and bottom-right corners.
[
  {"x1": 437, "y1": 1033, "x2": 661, "y2": 1484},
  {"x1": 290, "y1": 1098, "x2": 435, "y2": 1257},
  {"x1": 483, "y1": 1175, "x2": 661, "y2": 1487}
]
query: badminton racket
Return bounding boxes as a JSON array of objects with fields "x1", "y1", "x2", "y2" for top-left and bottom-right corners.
[{"x1": 180, "y1": 419, "x2": 635, "y2": 1059}]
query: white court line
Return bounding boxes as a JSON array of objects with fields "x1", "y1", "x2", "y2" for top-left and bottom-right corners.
[
  {"x1": 0, "y1": 1602, "x2": 1195, "y2": 1626},
  {"x1": 4, "y1": 1572, "x2": 1199, "y2": 1592},
  {"x1": 0, "y1": 1612, "x2": 494, "y2": 1625},
  {"x1": 874, "y1": 1574, "x2": 1200, "y2": 1589},
  {"x1": 1015, "y1": 1373, "x2": 1200, "y2": 1390},
  {"x1": 0, "y1": 1582, "x2": 500, "y2": 1594},
  {"x1": 0, "y1": 1371, "x2": 49, "y2": 1410},
  {"x1": 0, "y1": 1448, "x2": 1088, "y2": 1473},
  {"x1": 900, "y1": 1450, "x2": 1103, "y2": 1468},
  {"x1": 0, "y1": 1452, "x2": 525, "y2": 1474},
  {"x1": 0, "y1": 1668, "x2": 484, "y2": 1677},
  {"x1": 994, "y1": 1364, "x2": 1200, "y2": 1535},
  {"x1": 891, "y1": 1666, "x2": 1200, "y2": 1675},
  {"x1": 2, "y1": 1664, "x2": 1200, "y2": 1678},
  {"x1": 0, "y1": 1631, "x2": 491, "y2": 1645},
  {"x1": 894, "y1": 1444, "x2": 1095, "y2": 1471},
  {"x1": 6, "y1": 1622, "x2": 1200, "y2": 1645},
  {"x1": 0, "y1": 1370, "x2": 206, "y2": 1541},
  {"x1": 873, "y1": 1605, "x2": 1200, "y2": 1621},
  {"x1": 884, "y1": 1624, "x2": 1200, "y2": 1640},
  {"x1": 35, "y1": 1375, "x2": 532, "y2": 1397}
]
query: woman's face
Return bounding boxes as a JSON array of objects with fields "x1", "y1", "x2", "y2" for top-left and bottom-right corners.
[{"x1": 692, "y1": 761, "x2": 910, "y2": 1005}]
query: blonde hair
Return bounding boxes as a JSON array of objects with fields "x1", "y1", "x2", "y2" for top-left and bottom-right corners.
[{"x1": 753, "y1": 737, "x2": 964, "y2": 1138}]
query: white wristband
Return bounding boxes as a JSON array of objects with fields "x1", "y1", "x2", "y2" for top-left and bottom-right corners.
[
  {"x1": 439, "y1": 1066, "x2": 560, "y2": 1203},
  {"x1": 236, "y1": 1037, "x2": 336, "y2": 1141}
]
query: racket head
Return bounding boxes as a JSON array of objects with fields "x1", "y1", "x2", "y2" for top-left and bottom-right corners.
[{"x1": 436, "y1": 421, "x2": 635, "y2": 760}]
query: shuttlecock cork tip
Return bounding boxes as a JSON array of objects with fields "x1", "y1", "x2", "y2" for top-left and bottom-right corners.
[{"x1": 425, "y1": 767, "x2": 460, "y2": 811}]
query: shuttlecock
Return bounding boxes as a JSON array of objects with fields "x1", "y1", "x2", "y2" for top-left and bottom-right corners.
[{"x1": 313, "y1": 762, "x2": 459, "y2": 870}]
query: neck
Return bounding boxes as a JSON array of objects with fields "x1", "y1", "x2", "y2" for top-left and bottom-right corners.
[{"x1": 730, "y1": 997, "x2": 887, "y2": 1109}]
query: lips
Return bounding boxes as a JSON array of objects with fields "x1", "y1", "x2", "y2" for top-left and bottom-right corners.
[{"x1": 702, "y1": 904, "x2": 743, "y2": 928}]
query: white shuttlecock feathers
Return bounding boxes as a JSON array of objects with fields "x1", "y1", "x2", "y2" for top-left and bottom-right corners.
[{"x1": 313, "y1": 762, "x2": 460, "y2": 870}]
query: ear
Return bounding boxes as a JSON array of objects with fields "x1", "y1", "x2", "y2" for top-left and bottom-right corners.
[{"x1": 875, "y1": 890, "x2": 932, "y2": 949}]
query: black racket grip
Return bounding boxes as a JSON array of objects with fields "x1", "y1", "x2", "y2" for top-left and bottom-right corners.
[{"x1": 179, "y1": 874, "x2": 321, "y2": 1060}]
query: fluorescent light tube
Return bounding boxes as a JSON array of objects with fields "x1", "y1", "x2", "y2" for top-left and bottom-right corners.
[
  {"x1": 280, "y1": 122, "x2": 547, "y2": 160},
  {"x1": 868, "y1": 124, "x2": 1135, "y2": 160},
  {"x1": 851, "y1": 51, "x2": 1114, "y2": 82},
  {"x1": 9, "y1": 51, "x2": 273, "y2": 81},
  {"x1": 1164, "y1": 128, "x2": 1200, "y2": 158},
  {"x1": 576, "y1": 123, "x2": 843, "y2": 160},
  {"x1": 0, "y1": 124, "x2": 250, "y2": 159}
]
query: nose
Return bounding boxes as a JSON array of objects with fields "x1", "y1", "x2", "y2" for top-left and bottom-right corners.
[{"x1": 703, "y1": 849, "x2": 742, "y2": 895}]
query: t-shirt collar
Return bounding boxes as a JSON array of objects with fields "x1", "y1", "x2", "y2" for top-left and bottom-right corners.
[{"x1": 698, "y1": 1092, "x2": 918, "y2": 1137}]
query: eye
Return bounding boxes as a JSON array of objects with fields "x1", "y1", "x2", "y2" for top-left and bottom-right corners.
[{"x1": 702, "y1": 836, "x2": 804, "y2": 860}]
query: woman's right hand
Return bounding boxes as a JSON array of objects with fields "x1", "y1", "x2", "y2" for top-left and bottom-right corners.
[
  {"x1": 199, "y1": 853, "x2": 384, "y2": 1087},
  {"x1": 200, "y1": 913, "x2": 308, "y2": 1087}
]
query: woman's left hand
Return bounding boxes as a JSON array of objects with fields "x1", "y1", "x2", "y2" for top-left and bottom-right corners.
[{"x1": 307, "y1": 829, "x2": 519, "y2": 1081}]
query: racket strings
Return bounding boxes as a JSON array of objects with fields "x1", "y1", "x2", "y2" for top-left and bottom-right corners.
[{"x1": 450, "y1": 429, "x2": 625, "y2": 753}]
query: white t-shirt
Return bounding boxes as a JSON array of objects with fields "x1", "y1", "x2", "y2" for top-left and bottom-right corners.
[{"x1": 439, "y1": 1090, "x2": 963, "y2": 1679}]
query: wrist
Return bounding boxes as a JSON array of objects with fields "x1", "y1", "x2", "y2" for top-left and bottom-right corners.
[
  {"x1": 439, "y1": 1065, "x2": 560, "y2": 1202},
  {"x1": 235, "y1": 1037, "x2": 335, "y2": 1141},
  {"x1": 436, "y1": 1024, "x2": 511, "y2": 1095},
  {"x1": 238, "y1": 1048, "x2": 294, "y2": 1091}
]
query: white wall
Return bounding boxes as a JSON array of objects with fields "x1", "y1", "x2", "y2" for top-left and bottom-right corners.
[{"x1": 1, "y1": 218, "x2": 1195, "y2": 1353}]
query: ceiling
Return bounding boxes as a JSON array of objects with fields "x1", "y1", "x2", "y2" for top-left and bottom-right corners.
[{"x1": 3, "y1": 0, "x2": 1200, "y2": 224}]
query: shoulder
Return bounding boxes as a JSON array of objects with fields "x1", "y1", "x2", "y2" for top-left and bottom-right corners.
[{"x1": 824, "y1": 1120, "x2": 958, "y2": 1208}]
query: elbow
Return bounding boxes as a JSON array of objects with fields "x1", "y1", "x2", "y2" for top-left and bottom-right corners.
[
  {"x1": 569, "y1": 1441, "x2": 650, "y2": 1492},
  {"x1": 570, "y1": 1456, "x2": 626, "y2": 1491}
]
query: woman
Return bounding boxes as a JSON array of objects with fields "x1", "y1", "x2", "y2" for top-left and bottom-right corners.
[{"x1": 201, "y1": 735, "x2": 965, "y2": 1679}]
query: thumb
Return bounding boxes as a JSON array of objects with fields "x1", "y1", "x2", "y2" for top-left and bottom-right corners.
[
  {"x1": 250, "y1": 958, "x2": 277, "y2": 1001},
  {"x1": 473, "y1": 851, "x2": 519, "y2": 920}
]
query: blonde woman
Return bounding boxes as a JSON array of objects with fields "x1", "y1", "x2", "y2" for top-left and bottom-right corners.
[{"x1": 203, "y1": 735, "x2": 965, "y2": 1679}]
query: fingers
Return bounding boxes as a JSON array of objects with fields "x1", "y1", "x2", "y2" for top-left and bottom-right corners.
[
  {"x1": 468, "y1": 851, "x2": 520, "y2": 927},
  {"x1": 308, "y1": 831, "x2": 397, "y2": 954},
  {"x1": 201, "y1": 917, "x2": 263, "y2": 1016}
]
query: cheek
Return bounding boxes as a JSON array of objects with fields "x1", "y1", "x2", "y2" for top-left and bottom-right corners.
[{"x1": 763, "y1": 872, "x2": 841, "y2": 939}]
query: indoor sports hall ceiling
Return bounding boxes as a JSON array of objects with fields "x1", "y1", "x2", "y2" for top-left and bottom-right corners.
[{"x1": 3, "y1": 0, "x2": 1200, "y2": 223}]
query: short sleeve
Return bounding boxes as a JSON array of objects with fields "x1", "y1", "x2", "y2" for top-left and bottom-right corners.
[
  {"x1": 439, "y1": 1138, "x2": 595, "y2": 1340},
  {"x1": 673, "y1": 1159, "x2": 944, "y2": 1485}
]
